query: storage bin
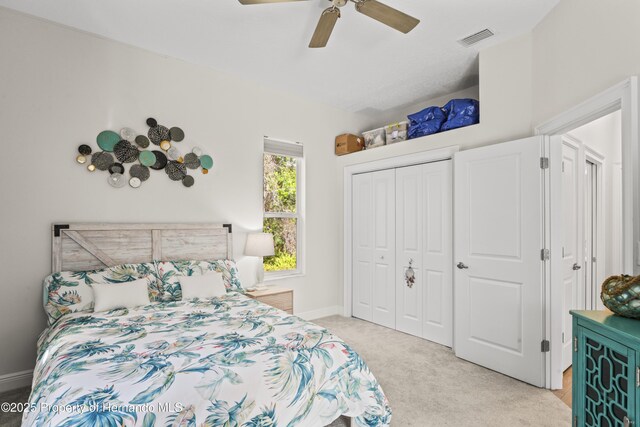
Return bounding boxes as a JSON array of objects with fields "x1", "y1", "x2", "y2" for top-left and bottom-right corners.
[
  {"x1": 385, "y1": 121, "x2": 408, "y2": 144},
  {"x1": 335, "y1": 133, "x2": 364, "y2": 156},
  {"x1": 362, "y1": 127, "x2": 386, "y2": 149}
]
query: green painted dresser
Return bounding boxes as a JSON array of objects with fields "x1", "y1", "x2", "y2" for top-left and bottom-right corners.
[{"x1": 571, "y1": 310, "x2": 640, "y2": 427}]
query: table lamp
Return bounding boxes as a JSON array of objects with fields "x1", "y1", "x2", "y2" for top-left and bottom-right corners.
[{"x1": 245, "y1": 232, "x2": 275, "y2": 289}]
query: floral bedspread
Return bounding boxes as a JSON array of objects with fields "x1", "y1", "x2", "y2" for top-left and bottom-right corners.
[{"x1": 23, "y1": 292, "x2": 391, "y2": 426}]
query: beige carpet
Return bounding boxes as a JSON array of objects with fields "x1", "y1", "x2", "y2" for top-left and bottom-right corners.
[
  {"x1": 317, "y1": 315, "x2": 571, "y2": 427},
  {"x1": 0, "y1": 316, "x2": 571, "y2": 427}
]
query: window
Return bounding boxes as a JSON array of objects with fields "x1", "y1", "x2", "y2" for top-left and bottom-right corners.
[{"x1": 263, "y1": 138, "x2": 304, "y2": 277}]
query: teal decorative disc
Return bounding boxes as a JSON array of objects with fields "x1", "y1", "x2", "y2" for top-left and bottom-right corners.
[
  {"x1": 139, "y1": 150, "x2": 157, "y2": 167},
  {"x1": 97, "y1": 130, "x2": 121, "y2": 152},
  {"x1": 200, "y1": 155, "x2": 213, "y2": 170}
]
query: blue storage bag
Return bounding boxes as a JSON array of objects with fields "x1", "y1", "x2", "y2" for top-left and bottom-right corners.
[
  {"x1": 407, "y1": 106, "x2": 447, "y2": 139},
  {"x1": 441, "y1": 99, "x2": 479, "y2": 131}
]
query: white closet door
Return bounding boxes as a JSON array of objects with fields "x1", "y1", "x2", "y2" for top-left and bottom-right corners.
[
  {"x1": 352, "y1": 173, "x2": 374, "y2": 322},
  {"x1": 352, "y1": 170, "x2": 396, "y2": 328},
  {"x1": 422, "y1": 161, "x2": 453, "y2": 347},
  {"x1": 396, "y1": 165, "x2": 423, "y2": 336},
  {"x1": 454, "y1": 136, "x2": 545, "y2": 387}
]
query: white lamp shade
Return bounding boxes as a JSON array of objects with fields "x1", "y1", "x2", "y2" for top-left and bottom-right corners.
[{"x1": 245, "y1": 233, "x2": 275, "y2": 257}]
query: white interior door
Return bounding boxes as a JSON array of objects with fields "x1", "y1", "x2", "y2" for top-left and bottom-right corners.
[
  {"x1": 352, "y1": 170, "x2": 396, "y2": 328},
  {"x1": 396, "y1": 164, "x2": 423, "y2": 336},
  {"x1": 561, "y1": 139, "x2": 582, "y2": 372},
  {"x1": 421, "y1": 161, "x2": 453, "y2": 347},
  {"x1": 454, "y1": 136, "x2": 545, "y2": 387}
]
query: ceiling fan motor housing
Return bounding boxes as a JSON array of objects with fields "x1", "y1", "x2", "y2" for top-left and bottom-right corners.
[{"x1": 332, "y1": 0, "x2": 348, "y2": 7}]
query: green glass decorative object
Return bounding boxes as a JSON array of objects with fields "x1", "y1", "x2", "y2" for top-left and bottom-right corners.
[
  {"x1": 96, "y1": 130, "x2": 121, "y2": 152},
  {"x1": 138, "y1": 150, "x2": 157, "y2": 167},
  {"x1": 601, "y1": 275, "x2": 640, "y2": 319},
  {"x1": 200, "y1": 155, "x2": 213, "y2": 170}
]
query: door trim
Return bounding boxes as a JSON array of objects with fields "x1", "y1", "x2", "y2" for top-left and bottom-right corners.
[
  {"x1": 540, "y1": 77, "x2": 639, "y2": 389},
  {"x1": 536, "y1": 76, "x2": 638, "y2": 276},
  {"x1": 343, "y1": 146, "x2": 460, "y2": 317}
]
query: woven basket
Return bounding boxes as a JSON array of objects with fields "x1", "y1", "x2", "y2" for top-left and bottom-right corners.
[{"x1": 601, "y1": 275, "x2": 640, "y2": 319}]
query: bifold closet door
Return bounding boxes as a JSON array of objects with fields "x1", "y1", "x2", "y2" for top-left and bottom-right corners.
[
  {"x1": 352, "y1": 169, "x2": 396, "y2": 328},
  {"x1": 396, "y1": 161, "x2": 453, "y2": 346}
]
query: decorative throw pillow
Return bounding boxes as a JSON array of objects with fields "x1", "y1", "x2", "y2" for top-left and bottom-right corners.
[
  {"x1": 179, "y1": 272, "x2": 226, "y2": 300},
  {"x1": 92, "y1": 277, "x2": 153, "y2": 312},
  {"x1": 43, "y1": 262, "x2": 157, "y2": 325},
  {"x1": 155, "y1": 259, "x2": 243, "y2": 302}
]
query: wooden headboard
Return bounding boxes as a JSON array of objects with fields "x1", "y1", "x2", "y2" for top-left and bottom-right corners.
[{"x1": 52, "y1": 223, "x2": 233, "y2": 273}]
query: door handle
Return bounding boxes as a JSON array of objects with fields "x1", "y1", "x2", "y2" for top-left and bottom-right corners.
[
  {"x1": 624, "y1": 416, "x2": 632, "y2": 427},
  {"x1": 457, "y1": 262, "x2": 469, "y2": 270},
  {"x1": 572, "y1": 263, "x2": 582, "y2": 271}
]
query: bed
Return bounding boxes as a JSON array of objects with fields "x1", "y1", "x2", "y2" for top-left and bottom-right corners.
[{"x1": 22, "y1": 223, "x2": 391, "y2": 427}]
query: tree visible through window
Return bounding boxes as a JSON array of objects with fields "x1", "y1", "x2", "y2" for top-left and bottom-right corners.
[{"x1": 263, "y1": 153, "x2": 299, "y2": 272}]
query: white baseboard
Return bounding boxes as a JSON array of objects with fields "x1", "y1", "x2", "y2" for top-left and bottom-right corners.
[
  {"x1": 0, "y1": 370, "x2": 33, "y2": 393},
  {"x1": 296, "y1": 305, "x2": 343, "y2": 321}
]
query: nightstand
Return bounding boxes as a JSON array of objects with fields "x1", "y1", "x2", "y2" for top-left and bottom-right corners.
[{"x1": 246, "y1": 287, "x2": 293, "y2": 314}]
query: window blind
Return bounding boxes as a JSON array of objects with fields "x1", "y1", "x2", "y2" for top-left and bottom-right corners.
[{"x1": 264, "y1": 138, "x2": 304, "y2": 158}]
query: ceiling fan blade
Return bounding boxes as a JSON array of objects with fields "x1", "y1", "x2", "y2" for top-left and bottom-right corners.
[
  {"x1": 309, "y1": 7, "x2": 340, "y2": 48},
  {"x1": 355, "y1": 0, "x2": 420, "y2": 34},
  {"x1": 238, "y1": 0, "x2": 306, "y2": 4}
]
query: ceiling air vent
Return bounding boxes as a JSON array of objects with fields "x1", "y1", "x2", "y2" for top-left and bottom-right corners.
[{"x1": 458, "y1": 28, "x2": 495, "y2": 47}]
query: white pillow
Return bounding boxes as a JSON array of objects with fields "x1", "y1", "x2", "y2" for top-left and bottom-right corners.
[
  {"x1": 92, "y1": 277, "x2": 152, "y2": 312},
  {"x1": 180, "y1": 272, "x2": 226, "y2": 300}
]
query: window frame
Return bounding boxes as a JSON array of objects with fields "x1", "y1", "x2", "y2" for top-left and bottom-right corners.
[{"x1": 263, "y1": 141, "x2": 305, "y2": 280}]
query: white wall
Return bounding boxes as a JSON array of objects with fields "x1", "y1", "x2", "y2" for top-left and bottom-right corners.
[
  {"x1": 568, "y1": 111, "x2": 623, "y2": 277},
  {"x1": 532, "y1": 0, "x2": 640, "y2": 126},
  {"x1": 0, "y1": 8, "x2": 368, "y2": 377}
]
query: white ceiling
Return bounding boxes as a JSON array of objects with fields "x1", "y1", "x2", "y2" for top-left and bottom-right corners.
[{"x1": 0, "y1": 0, "x2": 559, "y2": 113}]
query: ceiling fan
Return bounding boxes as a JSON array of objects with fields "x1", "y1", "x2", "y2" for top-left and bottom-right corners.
[{"x1": 238, "y1": 0, "x2": 420, "y2": 48}]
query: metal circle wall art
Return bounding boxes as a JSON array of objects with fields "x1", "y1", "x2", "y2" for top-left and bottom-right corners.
[
  {"x1": 114, "y1": 140, "x2": 139, "y2": 163},
  {"x1": 135, "y1": 135, "x2": 150, "y2": 148},
  {"x1": 170, "y1": 127, "x2": 185, "y2": 142},
  {"x1": 75, "y1": 117, "x2": 212, "y2": 189},
  {"x1": 91, "y1": 152, "x2": 115, "y2": 171},
  {"x1": 183, "y1": 153, "x2": 201, "y2": 169},
  {"x1": 78, "y1": 144, "x2": 92, "y2": 155},
  {"x1": 150, "y1": 150, "x2": 168, "y2": 170},
  {"x1": 148, "y1": 125, "x2": 171, "y2": 145},
  {"x1": 108, "y1": 163, "x2": 125, "y2": 175},
  {"x1": 165, "y1": 160, "x2": 187, "y2": 181},
  {"x1": 130, "y1": 164, "x2": 151, "y2": 182}
]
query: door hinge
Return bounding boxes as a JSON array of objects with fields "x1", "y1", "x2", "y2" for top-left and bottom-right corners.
[
  {"x1": 574, "y1": 336, "x2": 578, "y2": 352},
  {"x1": 636, "y1": 367, "x2": 640, "y2": 387},
  {"x1": 541, "y1": 249, "x2": 550, "y2": 261},
  {"x1": 574, "y1": 416, "x2": 578, "y2": 427},
  {"x1": 541, "y1": 339, "x2": 550, "y2": 352},
  {"x1": 562, "y1": 332, "x2": 565, "y2": 343},
  {"x1": 540, "y1": 157, "x2": 549, "y2": 169}
]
